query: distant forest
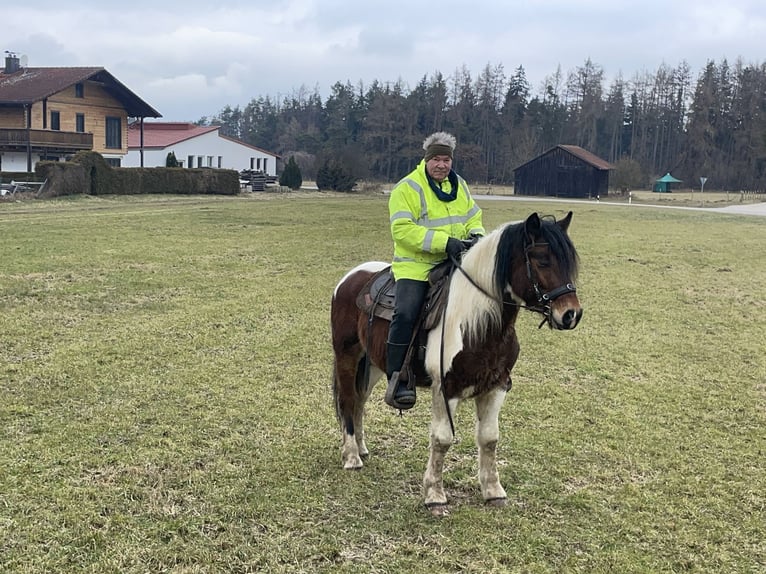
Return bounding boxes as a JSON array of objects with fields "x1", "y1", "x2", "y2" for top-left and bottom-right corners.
[{"x1": 198, "y1": 58, "x2": 766, "y2": 191}]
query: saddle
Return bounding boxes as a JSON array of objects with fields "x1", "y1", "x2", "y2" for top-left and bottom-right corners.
[
  {"x1": 355, "y1": 260, "x2": 454, "y2": 331},
  {"x1": 355, "y1": 261, "x2": 454, "y2": 388}
]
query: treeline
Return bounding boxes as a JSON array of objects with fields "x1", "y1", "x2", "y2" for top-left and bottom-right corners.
[{"x1": 199, "y1": 58, "x2": 766, "y2": 191}]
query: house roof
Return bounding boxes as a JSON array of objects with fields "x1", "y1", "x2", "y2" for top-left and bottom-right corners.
[
  {"x1": 127, "y1": 122, "x2": 219, "y2": 148},
  {"x1": 514, "y1": 144, "x2": 614, "y2": 172},
  {"x1": 128, "y1": 122, "x2": 280, "y2": 158},
  {"x1": 0, "y1": 67, "x2": 161, "y2": 118}
]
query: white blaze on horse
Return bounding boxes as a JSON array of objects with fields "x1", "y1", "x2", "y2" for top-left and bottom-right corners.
[{"x1": 330, "y1": 212, "x2": 582, "y2": 516}]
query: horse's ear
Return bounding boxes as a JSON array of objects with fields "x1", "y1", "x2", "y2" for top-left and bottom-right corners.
[
  {"x1": 558, "y1": 211, "x2": 573, "y2": 233},
  {"x1": 524, "y1": 212, "x2": 542, "y2": 238}
]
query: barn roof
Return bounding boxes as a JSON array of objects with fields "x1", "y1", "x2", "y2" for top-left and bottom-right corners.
[
  {"x1": 558, "y1": 145, "x2": 613, "y2": 170},
  {"x1": 0, "y1": 66, "x2": 161, "y2": 118},
  {"x1": 514, "y1": 145, "x2": 614, "y2": 172}
]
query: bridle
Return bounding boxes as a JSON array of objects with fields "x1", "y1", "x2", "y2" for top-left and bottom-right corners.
[
  {"x1": 448, "y1": 237, "x2": 577, "y2": 329},
  {"x1": 522, "y1": 239, "x2": 577, "y2": 328}
]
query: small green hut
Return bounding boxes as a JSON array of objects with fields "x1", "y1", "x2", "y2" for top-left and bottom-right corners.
[{"x1": 653, "y1": 173, "x2": 682, "y2": 193}]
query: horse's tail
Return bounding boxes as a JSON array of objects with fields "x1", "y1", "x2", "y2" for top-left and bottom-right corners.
[
  {"x1": 331, "y1": 353, "x2": 370, "y2": 435},
  {"x1": 331, "y1": 357, "x2": 342, "y2": 425}
]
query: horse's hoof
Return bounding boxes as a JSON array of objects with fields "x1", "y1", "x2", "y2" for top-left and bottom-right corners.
[
  {"x1": 342, "y1": 458, "x2": 363, "y2": 470},
  {"x1": 425, "y1": 503, "x2": 450, "y2": 518},
  {"x1": 485, "y1": 497, "x2": 507, "y2": 508}
]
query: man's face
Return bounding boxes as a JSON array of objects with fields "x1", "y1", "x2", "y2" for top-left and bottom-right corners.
[{"x1": 425, "y1": 155, "x2": 452, "y2": 183}]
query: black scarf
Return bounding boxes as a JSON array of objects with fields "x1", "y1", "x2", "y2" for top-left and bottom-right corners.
[{"x1": 426, "y1": 169, "x2": 459, "y2": 202}]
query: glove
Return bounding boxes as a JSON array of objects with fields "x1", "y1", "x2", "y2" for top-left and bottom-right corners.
[{"x1": 446, "y1": 237, "x2": 469, "y2": 260}]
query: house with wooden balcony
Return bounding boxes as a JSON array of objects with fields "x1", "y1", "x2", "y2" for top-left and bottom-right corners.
[{"x1": 0, "y1": 53, "x2": 161, "y2": 172}]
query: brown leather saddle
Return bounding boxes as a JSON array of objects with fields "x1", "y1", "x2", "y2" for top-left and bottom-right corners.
[{"x1": 355, "y1": 260, "x2": 454, "y2": 330}]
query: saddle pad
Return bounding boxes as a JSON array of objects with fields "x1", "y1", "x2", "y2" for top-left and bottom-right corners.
[{"x1": 355, "y1": 267, "x2": 395, "y2": 321}]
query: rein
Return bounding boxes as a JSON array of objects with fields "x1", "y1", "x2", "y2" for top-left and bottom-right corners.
[{"x1": 439, "y1": 238, "x2": 577, "y2": 437}]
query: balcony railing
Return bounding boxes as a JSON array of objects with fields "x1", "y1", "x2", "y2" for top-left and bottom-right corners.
[{"x1": 0, "y1": 128, "x2": 93, "y2": 152}]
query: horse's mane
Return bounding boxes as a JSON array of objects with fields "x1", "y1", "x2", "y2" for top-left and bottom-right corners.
[{"x1": 445, "y1": 216, "x2": 579, "y2": 347}]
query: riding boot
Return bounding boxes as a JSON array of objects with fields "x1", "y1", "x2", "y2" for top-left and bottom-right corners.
[{"x1": 384, "y1": 341, "x2": 416, "y2": 410}]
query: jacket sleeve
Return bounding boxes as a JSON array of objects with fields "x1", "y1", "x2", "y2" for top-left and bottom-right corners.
[
  {"x1": 389, "y1": 181, "x2": 449, "y2": 254},
  {"x1": 462, "y1": 183, "x2": 485, "y2": 237}
]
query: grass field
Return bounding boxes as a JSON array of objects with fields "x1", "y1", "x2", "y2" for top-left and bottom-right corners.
[{"x1": 1, "y1": 193, "x2": 765, "y2": 573}]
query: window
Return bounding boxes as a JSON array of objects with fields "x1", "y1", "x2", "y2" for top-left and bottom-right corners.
[
  {"x1": 75, "y1": 83, "x2": 84, "y2": 98},
  {"x1": 263, "y1": 158, "x2": 268, "y2": 173},
  {"x1": 197, "y1": 156, "x2": 203, "y2": 168},
  {"x1": 217, "y1": 156, "x2": 222, "y2": 168},
  {"x1": 51, "y1": 111, "x2": 61, "y2": 131},
  {"x1": 105, "y1": 158, "x2": 121, "y2": 167},
  {"x1": 256, "y1": 158, "x2": 261, "y2": 170},
  {"x1": 188, "y1": 155, "x2": 194, "y2": 168},
  {"x1": 207, "y1": 156, "x2": 213, "y2": 167},
  {"x1": 75, "y1": 114, "x2": 85, "y2": 133},
  {"x1": 105, "y1": 117, "x2": 121, "y2": 149}
]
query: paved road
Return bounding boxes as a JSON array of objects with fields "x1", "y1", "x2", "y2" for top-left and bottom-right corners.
[{"x1": 474, "y1": 194, "x2": 766, "y2": 217}]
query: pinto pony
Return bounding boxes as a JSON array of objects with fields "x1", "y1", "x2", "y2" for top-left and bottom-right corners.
[{"x1": 330, "y1": 212, "x2": 582, "y2": 515}]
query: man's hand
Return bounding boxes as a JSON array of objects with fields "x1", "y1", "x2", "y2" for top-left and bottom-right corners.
[{"x1": 446, "y1": 237, "x2": 469, "y2": 260}]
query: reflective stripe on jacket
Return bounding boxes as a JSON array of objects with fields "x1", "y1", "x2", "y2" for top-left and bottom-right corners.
[{"x1": 389, "y1": 160, "x2": 485, "y2": 281}]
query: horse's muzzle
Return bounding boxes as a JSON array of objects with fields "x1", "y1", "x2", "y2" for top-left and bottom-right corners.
[{"x1": 552, "y1": 306, "x2": 583, "y2": 330}]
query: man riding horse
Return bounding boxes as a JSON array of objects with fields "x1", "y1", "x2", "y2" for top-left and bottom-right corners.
[{"x1": 385, "y1": 131, "x2": 485, "y2": 410}]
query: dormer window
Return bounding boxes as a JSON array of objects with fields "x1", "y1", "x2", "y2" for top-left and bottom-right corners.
[{"x1": 75, "y1": 83, "x2": 84, "y2": 98}]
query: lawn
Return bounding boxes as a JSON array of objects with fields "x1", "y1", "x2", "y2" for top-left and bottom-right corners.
[{"x1": 0, "y1": 193, "x2": 764, "y2": 573}]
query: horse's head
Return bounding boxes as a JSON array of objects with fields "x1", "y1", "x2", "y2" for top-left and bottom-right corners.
[{"x1": 496, "y1": 211, "x2": 582, "y2": 330}]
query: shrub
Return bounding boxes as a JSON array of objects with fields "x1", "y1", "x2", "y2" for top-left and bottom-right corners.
[
  {"x1": 316, "y1": 159, "x2": 357, "y2": 192},
  {"x1": 165, "y1": 152, "x2": 180, "y2": 167},
  {"x1": 279, "y1": 156, "x2": 303, "y2": 190}
]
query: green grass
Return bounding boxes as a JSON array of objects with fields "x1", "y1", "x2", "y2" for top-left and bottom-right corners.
[{"x1": 1, "y1": 194, "x2": 764, "y2": 573}]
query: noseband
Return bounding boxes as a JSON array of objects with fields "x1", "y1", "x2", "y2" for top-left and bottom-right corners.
[{"x1": 523, "y1": 239, "x2": 577, "y2": 328}]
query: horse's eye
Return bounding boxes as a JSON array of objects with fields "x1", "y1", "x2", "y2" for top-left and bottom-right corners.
[{"x1": 535, "y1": 256, "x2": 551, "y2": 268}]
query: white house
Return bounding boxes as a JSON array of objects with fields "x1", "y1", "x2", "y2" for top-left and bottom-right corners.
[{"x1": 124, "y1": 122, "x2": 279, "y2": 175}]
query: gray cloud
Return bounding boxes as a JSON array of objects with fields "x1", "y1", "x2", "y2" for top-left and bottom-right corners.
[{"x1": 3, "y1": 0, "x2": 764, "y2": 121}]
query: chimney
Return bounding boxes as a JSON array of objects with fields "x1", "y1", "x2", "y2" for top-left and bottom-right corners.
[{"x1": 4, "y1": 52, "x2": 21, "y2": 74}]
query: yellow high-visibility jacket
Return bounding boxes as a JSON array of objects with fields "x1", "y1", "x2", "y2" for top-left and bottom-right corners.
[{"x1": 389, "y1": 160, "x2": 485, "y2": 281}]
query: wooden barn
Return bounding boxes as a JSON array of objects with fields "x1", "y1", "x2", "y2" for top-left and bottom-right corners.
[{"x1": 514, "y1": 145, "x2": 613, "y2": 198}]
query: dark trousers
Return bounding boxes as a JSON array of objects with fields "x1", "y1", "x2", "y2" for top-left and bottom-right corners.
[{"x1": 388, "y1": 278, "x2": 429, "y2": 347}]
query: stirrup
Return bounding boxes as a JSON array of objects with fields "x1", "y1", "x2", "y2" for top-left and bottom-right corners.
[{"x1": 384, "y1": 371, "x2": 416, "y2": 410}]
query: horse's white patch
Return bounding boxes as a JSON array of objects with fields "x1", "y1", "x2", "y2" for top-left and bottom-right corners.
[
  {"x1": 424, "y1": 227, "x2": 513, "y2": 380},
  {"x1": 333, "y1": 261, "x2": 389, "y2": 299}
]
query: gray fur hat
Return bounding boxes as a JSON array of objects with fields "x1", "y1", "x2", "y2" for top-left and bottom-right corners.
[{"x1": 423, "y1": 131, "x2": 457, "y2": 161}]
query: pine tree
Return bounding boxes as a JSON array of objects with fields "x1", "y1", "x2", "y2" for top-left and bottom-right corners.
[
  {"x1": 165, "y1": 151, "x2": 179, "y2": 167},
  {"x1": 316, "y1": 159, "x2": 357, "y2": 192},
  {"x1": 279, "y1": 156, "x2": 303, "y2": 190}
]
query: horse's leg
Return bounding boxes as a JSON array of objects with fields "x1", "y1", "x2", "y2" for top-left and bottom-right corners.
[
  {"x1": 335, "y1": 353, "x2": 366, "y2": 470},
  {"x1": 423, "y1": 382, "x2": 458, "y2": 515},
  {"x1": 474, "y1": 388, "x2": 508, "y2": 505},
  {"x1": 352, "y1": 362, "x2": 384, "y2": 459}
]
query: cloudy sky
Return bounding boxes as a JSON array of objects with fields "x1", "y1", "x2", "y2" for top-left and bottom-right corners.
[{"x1": 5, "y1": 0, "x2": 765, "y2": 122}]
